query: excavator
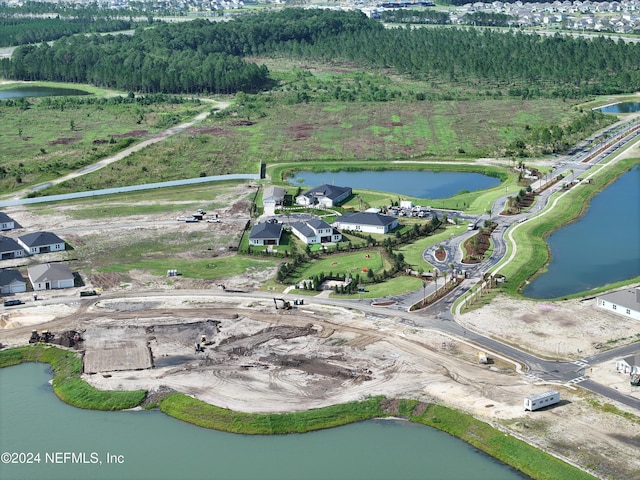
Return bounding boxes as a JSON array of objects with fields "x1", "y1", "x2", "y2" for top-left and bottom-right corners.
[{"x1": 273, "y1": 298, "x2": 292, "y2": 310}]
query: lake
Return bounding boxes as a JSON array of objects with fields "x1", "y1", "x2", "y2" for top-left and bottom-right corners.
[
  {"x1": 0, "y1": 85, "x2": 91, "y2": 99},
  {"x1": 524, "y1": 166, "x2": 640, "y2": 299},
  {"x1": 598, "y1": 102, "x2": 640, "y2": 114},
  {"x1": 288, "y1": 170, "x2": 501, "y2": 200},
  {"x1": 0, "y1": 363, "x2": 528, "y2": 480}
]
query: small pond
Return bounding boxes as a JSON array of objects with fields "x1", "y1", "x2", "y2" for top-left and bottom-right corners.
[
  {"x1": 0, "y1": 85, "x2": 91, "y2": 99},
  {"x1": 598, "y1": 102, "x2": 640, "y2": 114},
  {"x1": 288, "y1": 170, "x2": 501, "y2": 199}
]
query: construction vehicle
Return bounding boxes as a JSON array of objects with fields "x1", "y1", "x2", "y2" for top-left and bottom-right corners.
[
  {"x1": 29, "y1": 330, "x2": 54, "y2": 343},
  {"x1": 199, "y1": 334, "x2": 214, "y2": 346},
  {"x1": 478, "y1": 352, "x2": 488, "y2": 364},
  {"x1": 273, "y1": 298, "x2": 292, "y2": 310}
]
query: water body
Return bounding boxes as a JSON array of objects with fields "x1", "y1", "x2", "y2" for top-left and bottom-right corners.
[
  {"x1": 0, "y1": 86, "x2": 91, "y2": 99},
  {"x1": 525, "y1": 166, "x2": 640, "y2": 299},
  {"x1": 288, "y1": 170, "x2": 501, "y2": 200},
  {"x1": 0, "y1": 363, "x2": 528, "y2": 480},
  {"x1": 599, "y1": 102, "x2": 640, "y2": 114}
]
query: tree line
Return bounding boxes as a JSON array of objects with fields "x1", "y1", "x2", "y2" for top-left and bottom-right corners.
[
  {"x1": 0, "y1": 17, "x2": 145, "y2": 47},
  {"x1": 2, "y1": 9, "x2": 639, "y2": 97}
]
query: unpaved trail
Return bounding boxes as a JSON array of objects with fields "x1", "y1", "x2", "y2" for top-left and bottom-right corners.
[{"x1": 9, "y1": 100, "x2": 231, "y2": 200}]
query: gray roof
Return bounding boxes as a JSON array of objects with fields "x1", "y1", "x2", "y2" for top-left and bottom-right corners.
[
  {"x1": 18, "y1": 231, "x2": 64, "y2": 247},
  {"x1": 290, "y1": 222, "x2": 315, "y2": 238},
  {"x1": 263, "y1": 186, "x2": 286, "y2": 201},
  {"x1": 0, "y1": 212, "x2": 14, "y2": 223},
  {"x1": 249, "y1": 222, "x2": 283, "y2": 240},
  {"x1": 27, "y1": 263, "x2": 73, "y2": 283},
  {"x1": 0, "y1": 269, "x2": 26, "y2": 286},
  {"x1": 598, "y1": 288, "x2": 640, "y2": 311},
  {"x1": 306, "y1": 219, "x2": 332, "y2": 230},
  {"x1": 336, "y1": 212, "x2": 397, "y2": 227},
  {"x1": 301, "y1": 184, "x2": 351, "y2": 201},
  {"x1": 618, "y1": 353, "x2": 640, "y2": 367},
  {"x1": 0, "y1": 236, "x2": 23, "y2": 252}
]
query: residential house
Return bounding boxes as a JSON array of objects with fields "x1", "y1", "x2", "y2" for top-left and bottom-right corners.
[
  {"x1": 596, "y1": 287, "x2": 640, "y2": 321},
  {"x1": 290, "y1": 219, "x2": 342, "y2": 245},
  {"x1": 616, "y1": 354, "x2": 640, "y2": 375},
  {"x1": 0, "y1": 236, "x2": 25, "y2": 260},
  {"x1": 295, "y1": 184, "x2": 352, "y2": 208},
  {"x1": 333, "y1": 212, "x2": 399, "y2": 234},
  {"x1": 0, "y1": 212, "x2": 15, "y2": 231},
  {"x1": 0, "y1": 269, "x2": 27, "y2": 294},
  {"x1": 248, "y1": 222, "x2": 283, "y2": 246},
  {"x1": 262, "y1": 186, "x2": 286, "y2": 210},
  {"x1": 18, "y1": 231, "x2": 65, "y2": 255},
  {"x1": 28, "y1": 263, "x2": 75, "y2": 291}
]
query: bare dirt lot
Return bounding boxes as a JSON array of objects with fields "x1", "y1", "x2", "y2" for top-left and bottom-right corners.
[
  {"x1": 1, "y1": 291, "x2": 639, "y2": 479},
  {"x1": 1, "y1": 180, "x2": 639, "y2": 478}
]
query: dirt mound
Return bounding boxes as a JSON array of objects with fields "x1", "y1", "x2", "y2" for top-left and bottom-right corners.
[
  {"x1": 49, "y1": 137, "x2": 79, "y2": 145},
  {"x1": 112, "y1": 130, "x2": 148, "y2": 139},
  {"x1": 229, "y1": 120, "x2": 255, "y2": 126}
]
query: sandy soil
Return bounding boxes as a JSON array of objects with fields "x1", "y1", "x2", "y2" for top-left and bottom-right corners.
[
  {"x1": 1, "y1": 290, "x2": 639, "y2": 479},
  {"x1": 1, "y1": 169, "x2": 639, "y2": 478}
]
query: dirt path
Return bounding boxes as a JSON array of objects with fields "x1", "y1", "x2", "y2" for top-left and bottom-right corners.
[{"x1": 9, "y1": 100, "x2": 231, "y2": 200}]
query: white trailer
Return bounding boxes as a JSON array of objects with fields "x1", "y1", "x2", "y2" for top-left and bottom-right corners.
[{"x1": 524, "y1": 390, "x2": 560, "y2": 411}]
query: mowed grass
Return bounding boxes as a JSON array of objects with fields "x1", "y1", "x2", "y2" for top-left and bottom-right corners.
[
  {"x1": 495, "y1": 157, "x2": 640, "y2": 296},
  {"x1": 292, "y1": 251, "x2": 390, "y2": 282},
  {"x1": 36, "y1": 96, "x2": 579, "y2": 194},
  {"x1": 346, "y1": 275, "x2": 425, "y2": 298}
]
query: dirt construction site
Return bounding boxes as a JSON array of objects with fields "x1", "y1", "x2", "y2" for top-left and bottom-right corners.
[
  {"x1": 2, "y1": 290, "x2": 640, "y2": 479},
  {"x1": 0, "y1": 186, "x2": 640, "y2": 479}
]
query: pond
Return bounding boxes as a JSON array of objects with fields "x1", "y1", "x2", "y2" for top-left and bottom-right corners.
[
  {"x1": 288, "y1": 170, "x2": 501, "y2": 200},
  {"x1": 0, "y1": 85, "x2": 91, "y2": 99},
  {"x1": 524, "y1": 165, "x2": 640, "y2": 299},
  {"x1": 598, "y1": 102, "x2": 640, "y2": 114},
  {"x1": 0, "y1": 363, "x2": 529, "y2": 480}
]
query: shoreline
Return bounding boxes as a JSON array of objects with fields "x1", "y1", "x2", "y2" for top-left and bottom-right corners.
[{"x1": 0, "y1": 345, "x2": 596, "y2": 480}]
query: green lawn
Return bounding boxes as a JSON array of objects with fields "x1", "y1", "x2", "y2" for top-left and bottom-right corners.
[
  {"x1": 398, "y1": 224, "x2": 466, "y2": 270},
  {"x1": 292, "y1": 251, "x2": 390, "y2": 283}
]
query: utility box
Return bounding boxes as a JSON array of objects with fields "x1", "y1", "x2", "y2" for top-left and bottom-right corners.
[{"x1": 524, "y1": 390, "x2": 560, "y2": 411}]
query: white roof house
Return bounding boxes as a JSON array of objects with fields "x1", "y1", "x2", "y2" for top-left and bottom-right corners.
[
  {"x1": 18, "y1": 231, "x2": 65, "y2": 255},
  {"x1": 295, "y1": 184, "x2": 352, "y2": 208},
  {"x1": 290, "y1": 219, "x2": 342, "y2": 245},
  {"x1": 596, "y1": 288, "x2": 640, "y2": 321},
  {"x1": 28, "y1": 263, "x2": 74, "y2": 291},
  {"x1": 333, "y1": 212, "x2": 399, "y2": 234},
  {"x1": 0, "y1": 269, "x2": 27, "y2": 294}
]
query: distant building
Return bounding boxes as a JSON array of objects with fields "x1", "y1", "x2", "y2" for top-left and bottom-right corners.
[
  {"x1": 0, "y1": 212, "x2": 16, "y2": 231},
  {"x1": 248, "y1": 222, "x2": 283, "y2": 246},
  {"x1": 290, "y1": 219, "x2": 342, "y2": 245},
  {"x1": 596, "y1": 288, "x2": 640, "y2": 321},
  {"x1": 28, "y1": 263, "x2": 74, "y2": 291},
  {"x1": 0, "y1": 269, "x2": 27, "y2": 294},
  {"x1": 295, "y1": 184, "x2": 352, "y2": 208},
  {"x1": 334, "y1": 212, "x2": 399, "y2": 234},
  {"x1": 18, "y1": 231, "x2": 65, "y2": 255}
]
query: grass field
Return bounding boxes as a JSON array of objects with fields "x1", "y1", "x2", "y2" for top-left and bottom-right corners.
[
  {"x1": 291, "y1": 250, "x2": 390, "y2": 283},
  {"x1": 24, "y1": 94, "x2": 593, "y2": 196}
]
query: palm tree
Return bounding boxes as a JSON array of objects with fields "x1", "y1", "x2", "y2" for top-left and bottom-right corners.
[
  {"x1": 449, "y1": 263, "x2": 455, "y2": 283},
  {"x1": 433, "y1": 268, "x2": 440, "y2": 297}
]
